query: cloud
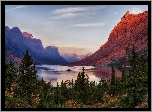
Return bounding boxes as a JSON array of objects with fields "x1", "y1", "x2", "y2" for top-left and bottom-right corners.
[
  {"x1": 51, "y1": 5, "x2": 105, "y2": 19},
  {"x1": 52, "y1": 6, "x2": 105, "y2": 14},
  {"x1": 57, "y1": 45, "x2": 95, "y2": 55},
  {"x1": 52, "y1": 12, "x2": 97, "y2": 19},
  {"x1": 52, "y1": 12, "x2": 82, "y2": 19},
  {"x1": 114, "y1": 12, "x2": 118, "y2": 15},
  {"x1": 58, "y1": 45, "x2": 92, "y2": 48},
  {"x1": 5, "y1": 5, "x2": 27, "y2": 12},
  {"x1": 72, "y1": 22, "x2": 106, "y2": 27},
  {"x1": 129, "y1": 7, "x2": 142, "y2": 14},
  {"x1": 52, "y1": 7, "x2": 87, "y2": 14},
  {"x1": 107, "y1": 12, "x2": 118, "y2": 17}
]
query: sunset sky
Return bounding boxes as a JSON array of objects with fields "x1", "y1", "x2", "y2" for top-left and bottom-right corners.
[{"x1": 5, "y1": 5, "x2": 148, "y2": 55}]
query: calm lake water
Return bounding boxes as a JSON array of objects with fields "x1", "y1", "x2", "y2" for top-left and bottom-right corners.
[{"x1": 36, "y1": 65, "x2": 122, "y2": 87}]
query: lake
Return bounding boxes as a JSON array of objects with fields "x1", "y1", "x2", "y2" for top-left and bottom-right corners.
[{"x1": 36, "y1": 65, "x2": 122, "y2": 87}]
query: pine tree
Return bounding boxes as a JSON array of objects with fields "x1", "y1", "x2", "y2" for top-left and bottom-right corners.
[
  {"x1": 52, "y1": 82, "x2": 64, "y2": 107},
  {"x1": 120, "y1": 45, "x2": 148, "y2": 108},
  {"x1": 38, "y1": 77, "x2": 50, "y2": 95},
  {"x1": 14, "y1": 50, "x2": 39, "y2": 105},
  {"x1": 37, "y1": 77, "x2": 51, "y2": 108},
  {"x1": 74, "y1": 67, "x2": 90, "y2": 104},
  {"x1": 5, "y1": 60, "x2": 17, "y2": 92},
  {"x1": 109, "y1": 65, "x2": 116, "y2": 95},
  {"x1": 121, "y1": 66, "x2": 127, "y2": 94}
]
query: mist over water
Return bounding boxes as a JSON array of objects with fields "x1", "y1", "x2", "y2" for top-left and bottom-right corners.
[{"x1": 36, "y1": 65, "x2": 122, "y2": 87}]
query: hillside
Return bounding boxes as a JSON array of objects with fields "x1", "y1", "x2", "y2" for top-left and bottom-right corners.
[
  {"x1": 5, "y1": 27, "x2": 67, "y2": 65},
  {"x1": 63, "y1": 11, "x2": 148, "y2": 66},
  {"x1": 61, "y1": 53, "x2": 92, "y2": 63}
]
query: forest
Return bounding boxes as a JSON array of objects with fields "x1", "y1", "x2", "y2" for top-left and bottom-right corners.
[{"x1": 5, "y1": 46, "x2": 148, "y2": 108}]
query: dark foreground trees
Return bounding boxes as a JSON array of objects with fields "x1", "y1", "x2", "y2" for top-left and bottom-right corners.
[
  {"x1": 5, "y1": 47, "x2": 148, "y2": 108},
  {"x1": 5, "y1": 60, "x2": 17, "y2": 92},
  {"x1": 14, "y1": 50, "x2": 39, "y2": 106},
  {"x1": 120, "y1": 46, "x2": 148, "y2": 108},
  {"x1": 5, "y1": 50, "x2": 51, "y2": 108}
]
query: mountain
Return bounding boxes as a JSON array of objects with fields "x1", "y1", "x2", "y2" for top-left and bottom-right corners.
[
  {"x1": 61, "y1": 53, "x2": 92, "y2": 63},
  {"x1": 77, "y1": 53, "x2": 93, "y2": 60},
  {"x1": 45, "y1": 46, "x2": 67, "y2": 64},
  {"x1": 63, "y1": 11, "x2": 148, "y2": 66},
  {"x1": 5, "y1": 27, "x2": 67, "y2": 65},
  {"x1": 62, "y1": 53, "x2": 79, "y2": 63}
]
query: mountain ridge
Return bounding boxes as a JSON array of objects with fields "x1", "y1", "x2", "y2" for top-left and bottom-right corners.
[
  {"x1": 62, "y1": 11, "x2": 148, "y2": 66},
  {"x1": 61, "y1": 53, "x2": 92, "y2": 63},
  {"x1": 5, "y1": 26, "x2": 67, "y2": 66}
]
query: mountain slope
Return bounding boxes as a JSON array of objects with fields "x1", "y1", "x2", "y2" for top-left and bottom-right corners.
[
  {"x1": 63, "y1": 11, "x2": 148, "y2": 66},
  {"x1": 45, "y1": 46, "x2": 67, "y2": 64},
  {"x1": 5, "y1": 27, "x2": 67, "y2": 65},
  {"x1": 61, "y1": 53, "x2": 92, "y2": 63}
]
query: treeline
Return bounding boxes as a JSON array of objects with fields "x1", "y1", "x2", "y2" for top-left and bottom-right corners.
[{"x1": 5, "y1": 46, "x2": 148, "y2": 108}]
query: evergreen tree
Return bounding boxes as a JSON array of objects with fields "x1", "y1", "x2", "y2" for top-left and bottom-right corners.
[
  {"x1": 120, "y1": 45, "x2": 148, "y2": 108},
  {"x1": 14, "y1": 50, "x2": 39, "y2": 105},
  {"x1": 38, "y1": 77, "x2": 50, "y2": 95},
  {"x1": 37, "y1": 77, "x2": 51, "y2": 108},
  {"x1": 121, "y1": 66, "x2": 127, "y2": 94},
  {"x1": 60, "y1": 80, "x2": 72, "y2": 102},
  {"x1": 91, "y1": 79, "x2": 105, "y2": 103},
  {"x1": 109, "y1": 65, "x2": 116, "y2": 95},
  {"x1": 51, "y1": 82, "x2": 64, "y2": 107},
  {"x1": 5, "y1": 60, "x2": 17, "y2": 92},
  {"x1": 74, "y1": 67, "x2": 90, "y2": 104}
]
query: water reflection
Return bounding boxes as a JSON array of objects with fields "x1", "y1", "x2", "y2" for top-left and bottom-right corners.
[{"x1": 36, "y1": 65, "x2": 122, "y2": 87}]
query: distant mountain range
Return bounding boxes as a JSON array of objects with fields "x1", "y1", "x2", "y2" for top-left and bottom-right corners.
[
  {"x1": 5, "y1": 27, "x2": 67, "y2": 66},
  {"x1": 5, "y1": 11, "x2": 148, "y2": 67},
  {"x1": 63, "y1": 11, "x2": 148, "y2": 66},
  {"x1": 61, "y1": 53, "x2": 92, "y2": 63}
]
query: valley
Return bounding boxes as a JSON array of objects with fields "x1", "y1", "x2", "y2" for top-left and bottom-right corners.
[{"x1": 4, "y1": 4, "x2": 149, "y2": 109}]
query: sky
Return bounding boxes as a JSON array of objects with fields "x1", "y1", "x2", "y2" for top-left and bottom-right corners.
[{"x1": 5, "y1": 5, "x2": 148, "y2": 55}]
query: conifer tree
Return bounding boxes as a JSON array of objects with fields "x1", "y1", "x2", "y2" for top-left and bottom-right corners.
[
  {"x1": 121, "y1": 66, "x2": 127, "y2": 94},
  {"x1": 5, "y1": 60, "x2": 17, "y2": 92},
  {"x1": 14, "y1": 50, "x2": 39, "y2": 105},
  {"x1": 37, "y1": 78, "x2": 50, "y2": 108},
  {"x1": 74, "y1": 67, "x2": 90, "y2": 104},
  {"x1": 120, "y1": 45, "x2": 148, "y2": 108},
  {"x1": 52, "y1": 82, "x2": 64, "y2": 107},
  {"x1": 109, "y1": 65, "x2": 116, "y2": 95}
]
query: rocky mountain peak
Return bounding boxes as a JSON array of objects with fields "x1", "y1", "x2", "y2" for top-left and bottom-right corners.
[
  {"x1": 5, "y1": 26, "x2": 67, "y2": 65},
  {"x1": 45, "y1": 46, "x2": 59, "y2": 57},
  {"x1": 109, "y1": 11, "x2": 148, "y2": 43},
  {"x1": 45, "y1": 46, "x2": 58, "y2": 50},
  {"x1": 124, "y1": 11, "x2": 129, "y2": 17},
  {"x1": 11, "y1": 27, "x2": 20, "y2": 31},
  {"x1": 63, "y1": 11, "x2": 148, "y2": 66},
  {"x1": 23, "y1": 32, "x2": 34, "y2": 39}
]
